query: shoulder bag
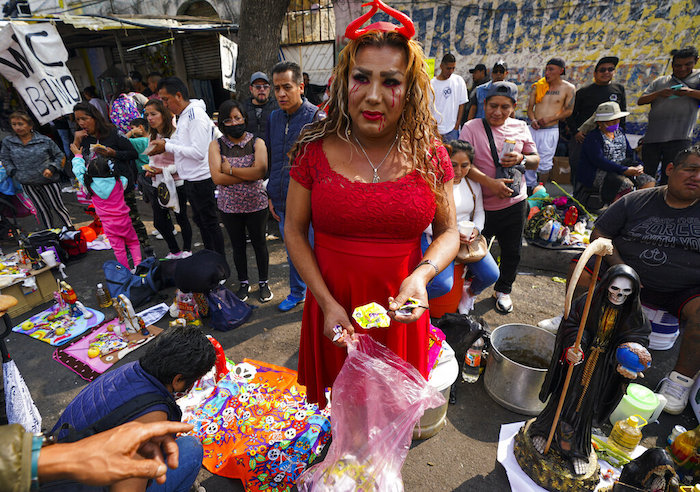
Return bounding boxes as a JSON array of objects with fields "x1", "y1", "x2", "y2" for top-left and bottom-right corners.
[
  {"x1": 455, "y1": 180, "x2": 488, "y2": 264},
  {"x1": 481, "y1": 118, "x2": 523, "y2": 196}
]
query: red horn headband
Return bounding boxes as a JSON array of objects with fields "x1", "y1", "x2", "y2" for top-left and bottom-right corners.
[{"x1": 344, "y1": 0, "x2": 415, "y2": 40}]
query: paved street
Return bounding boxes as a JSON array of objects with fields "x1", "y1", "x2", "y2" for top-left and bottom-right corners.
[{"x1": 1, "y1": 190, "x2": 696, "y2": 491}]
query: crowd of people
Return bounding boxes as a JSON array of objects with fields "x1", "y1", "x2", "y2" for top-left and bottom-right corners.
[{"x1": 0, "y1": 11, "x2": 697, "y2": 490}]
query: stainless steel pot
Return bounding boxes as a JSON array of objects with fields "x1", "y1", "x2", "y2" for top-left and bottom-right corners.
[{"x1": 483, "y1": 323, "x2": 555, "y2": 415}]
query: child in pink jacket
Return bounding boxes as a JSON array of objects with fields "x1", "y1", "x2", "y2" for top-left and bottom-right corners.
[{"x1": 70, "y1": 143, "x2": 142, "y2": 268}]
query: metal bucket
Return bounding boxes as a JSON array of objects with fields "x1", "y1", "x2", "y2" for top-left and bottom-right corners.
[{"x1": 483, "y1": 323, "x2": 555, "y2": 415}]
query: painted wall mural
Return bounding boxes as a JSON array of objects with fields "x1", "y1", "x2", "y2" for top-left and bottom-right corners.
[{"x1": 334, "y1": 0, "x2": 700, "y2": 137}]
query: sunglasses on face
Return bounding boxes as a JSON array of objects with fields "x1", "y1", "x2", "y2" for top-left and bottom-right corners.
[
  {"x1": 597, "y1": 67, "x2": 615, "y2": 73},
  {"x1": 252, "y1": 84, "x2": 270, "y2": 90},
  {"x1": 493, "y1": 69, "x2": 506, "y2": 74}
]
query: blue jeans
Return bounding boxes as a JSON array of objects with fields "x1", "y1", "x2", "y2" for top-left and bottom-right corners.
[
  {"x1": 465, "y1": 252, "x2": 500, "y2": 294},
  {"x1": 277, "y1": 210, "x2": 313, "y2": 299},
  {"x1": 441, "y1": 129, "x2": 460, "y2": 142},
  {"x1": 147, "y1": 436, "x2": 203, "y2": 492}
]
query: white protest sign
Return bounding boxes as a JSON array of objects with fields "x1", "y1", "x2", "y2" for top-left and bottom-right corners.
[
  {"x1": 0, "y1": 23, "x2": 81, "y2": 125},
  {"x1": 219, "y1": 34, "x2": 238, "y2": 93}
]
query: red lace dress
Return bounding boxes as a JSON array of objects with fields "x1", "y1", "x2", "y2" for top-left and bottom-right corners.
[{"x1": 290, "y1": 139, "x2": 454, "y2": 407}]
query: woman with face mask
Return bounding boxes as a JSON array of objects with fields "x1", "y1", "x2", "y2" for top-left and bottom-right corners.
[
  {"x1": 209, "y1": 100, "x2": 272, "y2": 303},
  {"x1": 577, "y1": 101, "x2": 651, "y2": 205}
]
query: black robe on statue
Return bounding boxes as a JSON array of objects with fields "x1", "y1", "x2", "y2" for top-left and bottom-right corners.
[{"x1": 529, "y1": 264, "x2": 650, "y2": 461}]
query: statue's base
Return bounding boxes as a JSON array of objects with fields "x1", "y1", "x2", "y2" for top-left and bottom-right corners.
[{"x1": 513, "y1": 419, "x2": 600, "y2": 492}]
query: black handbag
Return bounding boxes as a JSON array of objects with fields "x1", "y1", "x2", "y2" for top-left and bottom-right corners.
[{"x1": 482, "y1": 119, "x2": 525, "y2": 196}]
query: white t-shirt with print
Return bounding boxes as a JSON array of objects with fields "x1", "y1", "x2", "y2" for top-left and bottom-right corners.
[{"x1": 430, "y1": 74, "x2": 469, "y2": 134}]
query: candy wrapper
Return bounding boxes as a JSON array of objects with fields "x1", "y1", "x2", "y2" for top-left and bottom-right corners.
[{"x1": 352, "y1": 302, "x2": 391, "y2": 329}]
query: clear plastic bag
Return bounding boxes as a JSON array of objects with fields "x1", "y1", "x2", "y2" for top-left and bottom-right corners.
[{"x1": 297, "y1": 334, "x2": 445, "y2": 491}]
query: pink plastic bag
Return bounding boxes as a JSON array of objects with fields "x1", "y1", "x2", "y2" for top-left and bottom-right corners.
[{"x1": 297, "y1": 334, "x2": 445, "y2": 491}]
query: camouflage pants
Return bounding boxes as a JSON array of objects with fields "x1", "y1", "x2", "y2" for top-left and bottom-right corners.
[{"x1": 124, "y1": 189, "x2": 151, "y2": 248}]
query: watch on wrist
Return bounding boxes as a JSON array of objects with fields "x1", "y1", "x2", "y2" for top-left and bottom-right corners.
[{"x1": 520, "y1": 155, "x2": 527, "y2": 167}]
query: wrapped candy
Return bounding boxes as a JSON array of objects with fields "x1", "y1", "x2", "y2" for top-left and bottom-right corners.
[{"x1": 352, "y1": 302, "x2": 391, "y2": 329}]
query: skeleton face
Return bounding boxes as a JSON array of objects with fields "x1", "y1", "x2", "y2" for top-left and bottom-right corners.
[
  {"x1": 608, "y1": 277, "x2": 633, "y2": 305},
  {"x1": 267, "y1": 448, "x2": 281, "y2": 461}
]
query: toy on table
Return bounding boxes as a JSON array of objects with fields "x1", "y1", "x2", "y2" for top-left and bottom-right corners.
[
  {"x1": 169, "y1": 290, "x2": 201, "y2": 326},
  {"x1": 58, "y1": 281, "x2": 92, "y2": 319},
  {"x1": 113, "y1": 294, "x2": 149, "y2": 336},
  {"x1": 512, "y1": 239, "x2": 651, "y2": 490},
  {"x1": 87, "y1": 332, "x2": 128, "y2": 358}
]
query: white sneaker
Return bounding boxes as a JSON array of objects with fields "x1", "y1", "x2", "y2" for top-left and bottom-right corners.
[
  {"x1": 165, "y1": 252, "x2": 181, "y2": 260},
  {"x1": 179, "y1": 250, "x2": 192, "y2": 259},
  {"x1": 150, "y1": 229, "x2": 160, "y2": 237},
  {"x1": 538, "y1": 314, "x2": 563, "y2": 333},
  {"x1": 458, "y1": 283, "x2": 476, "y2": 314},
  {"x1": 154, "y1": 231, "x2": 163, "y2": 240},
  {"x1": 657, "y1": 371, "x2": 695, "y2": 415},
  {"x1": 493, "y1": 291, "x2": 513, "y2": 313}
]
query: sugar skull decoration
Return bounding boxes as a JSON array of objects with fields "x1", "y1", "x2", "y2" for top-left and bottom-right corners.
[{"x1": 608, "y1": 277, "x2": 633, "y2": 306}]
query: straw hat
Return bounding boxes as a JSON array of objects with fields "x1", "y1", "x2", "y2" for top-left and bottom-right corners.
[{"x1": 593, "y1": 101, "x2": 630, "y2": 122}]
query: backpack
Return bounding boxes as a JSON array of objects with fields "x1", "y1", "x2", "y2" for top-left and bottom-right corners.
[
  {"x1": 207, "y1": 285, "x2": 252, "y2": 331},
  {"x1": 103, "y1": 257, "x2": 162, "y2": 307},
  {"x1": 110, "y1": 94, "x2": 142, "y2": 134},
  {"x1": 28, "y1": 230, "x2": 69, "y2": 263},
  {"x1": 59, "y1": 229, "x2": 88, "y2": 260}
]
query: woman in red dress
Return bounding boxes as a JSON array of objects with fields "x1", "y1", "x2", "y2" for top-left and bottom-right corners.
[{"x1": 284, "y1": 4, "x2": 459, "y2": 407}]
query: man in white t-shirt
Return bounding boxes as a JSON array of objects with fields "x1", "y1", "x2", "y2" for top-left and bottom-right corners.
[{"x1": 431, "y1": 53, "x2": 468, "y2": 141}]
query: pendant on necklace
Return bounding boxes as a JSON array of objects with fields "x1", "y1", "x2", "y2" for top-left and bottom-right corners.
[{"x1": 372, "y1": 171, "x2": 380, "y2": 183}]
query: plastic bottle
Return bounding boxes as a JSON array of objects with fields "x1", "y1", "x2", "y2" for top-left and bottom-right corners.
[
  {"x1": 668, "y1": 424, "x2": 700, "y2": 477},
  {"x1": 96, "y1": 283, "x2": 112, "y2": 308},
  {"x1": 668, "y1": 425, "x2": 687, "y2": 445},
  {"x1": 608, "y1": 415, "x2": 647, "y2": 455},
  {"x1": 462, "y1": 337, "x2": 484, "y2": 383}
]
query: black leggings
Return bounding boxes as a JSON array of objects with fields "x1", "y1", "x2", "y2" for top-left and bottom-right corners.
[
  {"x1": 150, "y1": 185, "x2": 193, "y2": 254},
  {"x1": 220, "y1": 208, "x2": 269, "y2": 282}
]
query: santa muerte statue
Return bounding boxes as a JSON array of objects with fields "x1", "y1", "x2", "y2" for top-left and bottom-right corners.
[{"x1": 514, "y1": 238, "x2": 651, "y2": 491}]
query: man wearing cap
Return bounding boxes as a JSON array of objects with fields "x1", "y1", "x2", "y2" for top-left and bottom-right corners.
[
  {"x1": 460, "y1": 81, "x2": 539, "y2": 314},
  {"x1": 638, "y1": 46, "x2": 700, "y2": 186},
  {"x1": 465, "y1": 63, "x2": 490, "y2": 125},
  {"x1": 567, "y1": 56, "x2": 627, "y2": 187},
  {"x1": 468, "y1": 60, "x2": 509, "y2": 121},
  {"x1": 245, "y1": 71, "x2": 278, "y2": 142},
  {"x1": 430, "y1": 53, "x2": 469, "y2": 141},
  {"x1": 526, "y1": 58, "x2": 576, "y2": 188}
]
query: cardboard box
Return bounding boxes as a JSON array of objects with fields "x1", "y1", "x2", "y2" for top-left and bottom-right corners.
[
  {"x1": 551, "y1": 156, "x2": 571, "y2": 185},
  {"x1": 0, "y1": 267, "x2": 57, "y2": 319}
]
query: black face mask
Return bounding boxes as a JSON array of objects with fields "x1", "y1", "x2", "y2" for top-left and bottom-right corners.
[{"x1": 224, "y1": 123, "x2": 246, "y2": 139}]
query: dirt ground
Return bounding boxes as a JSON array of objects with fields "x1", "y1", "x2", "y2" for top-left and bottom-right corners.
[{"x1": 1, "y1": 188, "x2": 696, "y2": 491}]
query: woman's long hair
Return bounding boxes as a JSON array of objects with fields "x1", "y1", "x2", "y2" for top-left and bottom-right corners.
[
  {"x1": 73, "y1": 102, "x2": 114, "y2": 139},
  {"x1": 289, "y1": 30, "x2": 445, "y2": 201},
  {"x1": 145, "y1": 99, "x2": 175, "y2": 139}
]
